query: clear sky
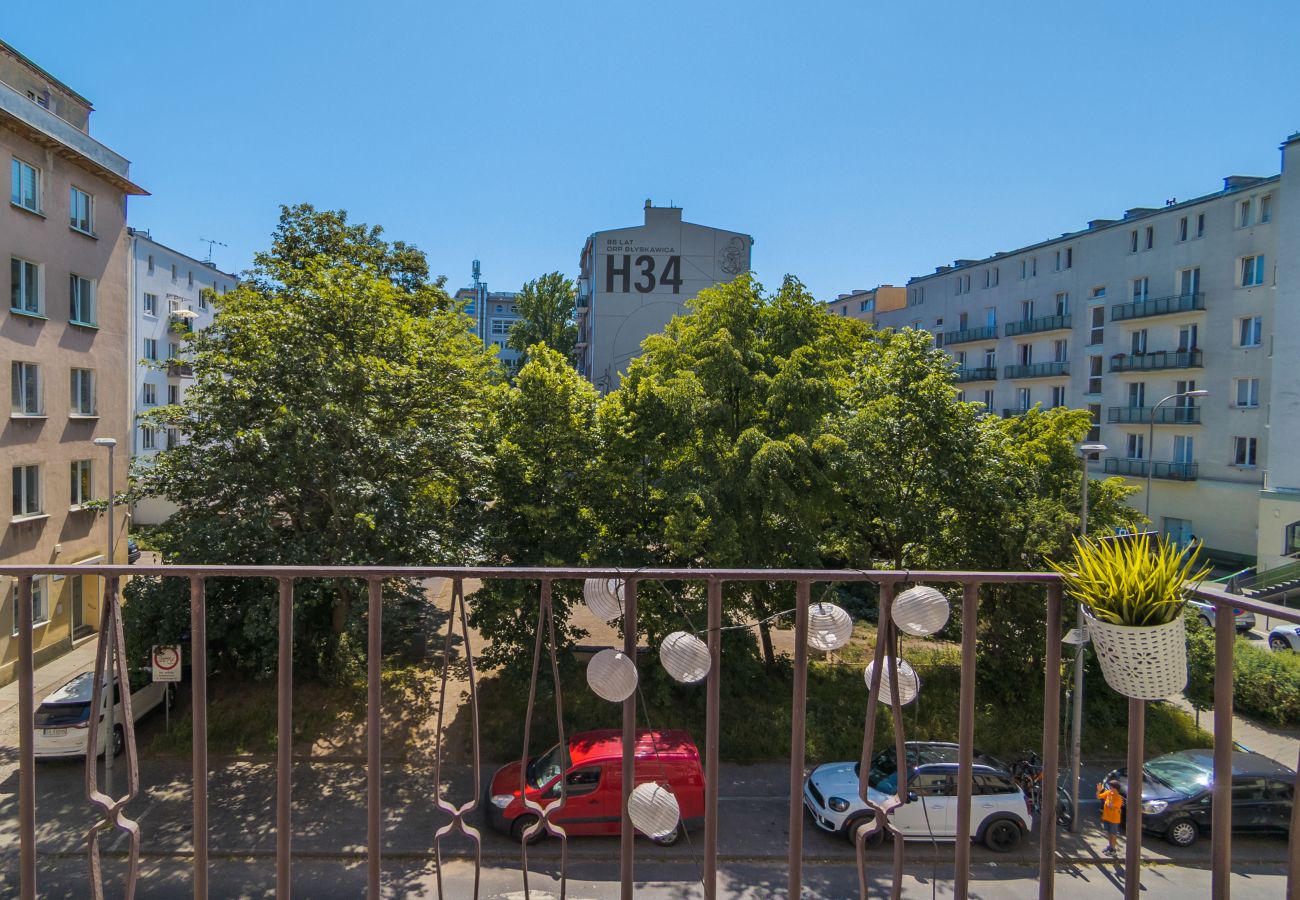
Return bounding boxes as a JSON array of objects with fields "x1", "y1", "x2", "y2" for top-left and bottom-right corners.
[{"x1": 7, "y1": 1, "x2": 1298, "y2": 300}]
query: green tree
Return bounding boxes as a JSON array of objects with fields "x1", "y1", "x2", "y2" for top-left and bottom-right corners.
[
  {"x1": 470, "y1": 344, "x2": 602, "y2": 669},
  {"x1": 507, "y1": 272, "x2": 578, "y2": 369},
  {"x1": 127, "y1": 205, "x2": 500, "y2": 678}
]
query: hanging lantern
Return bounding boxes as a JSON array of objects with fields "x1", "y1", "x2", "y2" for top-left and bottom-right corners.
[
  {"x1": 863, "y1": 657, "x2": 921, "y2": 706},
  {"x1": 586, "y1": 648, "x2": 638, "y2": 702},
  {"x1": 627, "y1": 782, "x2": 680, "y2": 839},
  {"x1": 583, "y1": 577, "x2": 625, "y2": 623},
  {"x1": 807, "y1": 602, "x2": 853, "y2": 652},
  {"x1": 891, "y1": 586, "x2": 950, "y2": 637},
  {"x1": 659, "y1": 631, "x2": 711, "y2": 684}
]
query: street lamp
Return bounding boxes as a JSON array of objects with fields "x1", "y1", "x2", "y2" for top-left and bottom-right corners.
[
  {"x1": 1067, "y1": 441, "x2": 1106, "y2": 832},
  {"x1": 92, "y1": 437, "x2": 117, "y2": 794},
  {"x1": 1144, "y1": 390, "x2": 1209, "y2": 523}
]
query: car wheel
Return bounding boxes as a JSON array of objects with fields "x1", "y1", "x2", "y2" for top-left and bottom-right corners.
[
  {"x1": 1198, "y1": 616, "x2": 1212, "y2": 628},
  {"x1": 1271, "y1": 636, "x2": 1293, "y2": 653},
  {"x1": 111, "y1": 725, "x2": 125, "y2": 757},
  {"x1": 511, "y1": 814, "x2": 543, "y2": 845},
  {"x1": 846, "y1": 817, "x2": 884, "y2": 847},
  {"x1": 1165, "y1": 817, "x2": 1198, "y2": 848},
  {"x1": 983, "y1": 819, "x2": 1022, "y2": 853},
  {"x1": 652, "y1": 822, "x2": 684, "y2": 846}
]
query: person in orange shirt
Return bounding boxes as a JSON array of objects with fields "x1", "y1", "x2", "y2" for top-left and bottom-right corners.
[{"x1": 1097, "y1": 777, "x2": 1124, "y2": 856}]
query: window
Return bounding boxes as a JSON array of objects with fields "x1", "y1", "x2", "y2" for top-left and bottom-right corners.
[
  {"x1": 1087, "y1": 356, "x2": 1103, "y2": 394},
  {"x1": 143, "y1": 338, "x2": 158, "y2": 360},
  {"x1": 1017, "y1": 387, "x2": 1031, "y2": 410},
  {"x1": 70, "y1": 459, "x2": 93, "y2": 506},
  {"x1": 70, "y1": 368, "x2": 95, "y2": 416},
  {"x1": 1239, "y1": 199, "x2": 1252, "y2": 228},
  {"x1": 1239, "y1": 316, "x2": 1263, "y2": 347},
  {"x1": 1020, "y1": 299, "x2": 1035, "y2": 322},
  {"x1": 955, "y1": 390, "x2": 965, "y2": 403},
  {"x1": 1196, "y1": 213, "x2": 1205, "y2": 238},
  {"x1": 10, "y1": 157, "x2": 39, "y2": 212},
  {"x1": 490, "y1": 319, "x2": 511, "y2": 336},
  {"x1": 10, "y1": 578, "x2": 48, "y2": 635},
  {"x1": 168, "y1": 342, "x2": 178, "y2": 359},
  {"x1": 1260, "y1": 195, "x2": 1273, "y2": 224},
  {"x1": 1030, "y1": 257, "x2": 1037, "y2": 277},
  {"x1": 11, "y1": 362, "x2": 41, "y2": 415},
  {"x1": 1173, "y1": 435, "x2": 1194, "y2": 464},
  {"x1": 1128, "y1": 382, "x2": 1146, "y2": 408},
  {"x1": 1020, "y1": 260, "x2": 1027, "y2": 280},
  {"x1": 1054, "y1": 292, "x2": 1069, "y2": 316},
  {"x1": 912, "y1": 771, "x2": 956, "y2": 797},
  {"x1": 200, "y1": 290, "x2": 209, "y2": 311},
  {"x1": 1018, "y1": 343, "x2": 1033, "y2": 365},
  {"x1": 1131, "y1": 277, "x2": 1149, "y2": 301},
  {"x1": 187, "y1": 270, "x2": 194, "y2": 289},
  {"x1": 1091, "y1": 286, "x2": 1106, "y2": 299},
  {"x1": 1175, "y1": 380, "x2": 1197, "y2": 407},
  {"x1": 1051, "y1": 385, "x2": 1066, "y2": 408},
  {"x1": 1089, "y1": 306, "x2": 1104, "y2": 345},
  {"x1": 1286, "y1": 521, "x2": 1300, "y2": 556},
  {"x1": 1233, "y1": 436, "x2": 1258, "y2": 467},
  {"x1": 141, "y1": 426, "x2": 156, "y2": 450},
  {"x1": 984, "y1": 307, "x2": 996, "y2": 329},
  {"x1": 982, "y1": 389, "x2": 994, "y2": 412},
  {"x1": 1131, "y1": 329, "x2": 1148, "y2": 354},
  {"x1": 167, "y1": 427, "x2": 179, "y2": 450},
  {"x1": 167, "y1": 384, "x2": 179, "y2": 405},
  {"x1": 143, "y1": 383, "x2": 157, "y2": 405},
  {"x1": 10, "y1": 257, "x2": 41, "y2": 314},
  {"x1": 69, "y1": 186, "x2": 93, "y2": 234},
  {"x1": 1177, "y1": 324, "x2": 1198, "y2": 351},
  {"x1": 1179, "y1": 267, "x2": 1201, "y2": 297},
  {"x1": 987, "y1": 267, "x2": 998, "y2": 287},
  {"x1": 1145, "y1": 226, "x2": 1154, "y2": 250},
  {"x1": 171, "y1": 264, "x2": 177, "y2": 282},
  {"x1": 1178, "y1": 217, "x2": 1188, "y2": 242},
  {"x1": 147, "y1": 255, "x2": 155, "y2": 275},
  {"x1": 954, "y1": 350, "x2": 967, "y2": 368},
  {"x1": 957, "y1": 312, "x2": 969, "y2": 330},
  {"x1": 69, "y1": 275, "x2": 96, "y2": 325},
  {"x1": 143, "y1": 292, "x2": 158, "y2": 316},
  {"x1": 1126, "y1": 434, "x2": 1145, "y2": 459},
  {"x1": 1065, "y1": 247, "x2": 1073, "y2": 269},
  {"x1": 1241, "y1": 255, "x2": 1266, "y2": 287},
  {"x1": 1053, "y1": 339, "x2": 1068, "y2": 361},
  {"x1": 1054, "y1": 250, "x2": 1062, "y2": 271},
  {"x1": 1129, "y1": 230, "x2": 1138, "y2": 253},
  {"x1": 1235, "y1": 378, "x2": 1260, "y2": 408},
  {"x1": 12, "y1": 464, "x2": 41, "y2": 517},
  {"x1": 1087, "y1": 404, "x2": 1102, "y2": 442}
]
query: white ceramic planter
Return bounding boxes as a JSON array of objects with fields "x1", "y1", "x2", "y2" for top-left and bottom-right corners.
[{"x1": 1083, "y1": 609, "x2": 1187, "y2": 700}]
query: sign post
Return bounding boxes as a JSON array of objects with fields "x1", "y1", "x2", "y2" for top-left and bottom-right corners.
[{"x1": 152, "y1": 644, "x2": 181, "y2": 732}]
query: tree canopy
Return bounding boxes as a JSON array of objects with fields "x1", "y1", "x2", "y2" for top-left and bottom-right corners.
[{"x1": 507, "y1": 272, "x2": 578, "y2": 369}]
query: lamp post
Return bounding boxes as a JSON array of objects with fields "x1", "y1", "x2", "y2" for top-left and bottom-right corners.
[
  {"x1": 1144, "y1": 390, "x2": 1210, "y2": 523},
  {"x1": 92, "y1": 437, "x2": 117, "y2": 794},
  {"x1": 1068, "y1": 441, "x2": 1107, "y2": 832}
]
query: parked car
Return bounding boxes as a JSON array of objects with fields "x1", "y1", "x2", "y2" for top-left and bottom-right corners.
[
  {"x1": 1188, "y1": 599, "x2": 1255, "y2": 633},
  {"x1": 127, "y1": 539, "x2": 141, "y2": 564},
  {"x1": 1106, "y1": 749, "x2": 1294, "y2": 847},
  {"x1": 1268, "y1": 624, "x2": 1300, "y2": 652},
  {"x1": 803, "y1": 741, "x2": 1031, "y2": 851},
  {"x1": 34, "y1": 669, "x2": 172, "y2": 759},
  {"x1": 487, "y1": 729, "x2": 704, "y2": 845}
]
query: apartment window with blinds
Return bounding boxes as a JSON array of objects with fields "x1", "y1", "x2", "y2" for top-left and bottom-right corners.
[
  {"x1": 70, "y1": 368, "x2": 95, "y2": 416},
  {"x1": 69, "y1": 186, "x2": 93, "y2": 234},
  {"x1": 10, "y1": 157, "x2": 40, "y2": 212},
  {"x1": 11, "y1": 464, "x2": 41, "y2": 518},
  {"x1": 10, "y1": 257, "x2": 41, "y2": 314},
  {"x1": 11, "y1": 362, "x2": 42, "y2": 415},
  {"x1": 1233, "y1": 436, "x2": 1258, "y2": 467},
  {"x1": 70, "y1": 460, "x2": 93, "y2": 507},
  {"x1": 69, "y1": 275, "x2": 96, "y2": 326}
]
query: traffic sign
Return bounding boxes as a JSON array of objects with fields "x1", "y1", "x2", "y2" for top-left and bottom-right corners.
[{"x1": 152, "y1": 644, "x2": 182, "y2": 682}]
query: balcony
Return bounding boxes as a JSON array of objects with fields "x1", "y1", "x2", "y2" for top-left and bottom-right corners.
[
  {"x1": 1003, "y1": 361, "x2": 1068, "y2": 379},
  {"x1": 1109, "y1": 349, "x2": 1202, "y2": 373},
  {"x1": 1104, "y1": 457, "x2": 1199, "y2": 480},
  {"x1": 1004, "y1": 314, "x2": 1071, "y2": 337},
  {"x1": 942, "y1": 325, "x2": 997, "y2": 345},
  {"x1": 1107, "y1": 406, "x2": 1203, "y2": 425},
  {"x1": 4, "y1": 562, "x2": 1284, "y2": 899},
  {"x1": 167, "y1": 361, "x2": 194, "y2": 378},
  {"x1": 1001, "y1": 407, "x2": 1033, "y2": 418},
  {"x1": 954, "y1": 366, "x2": 997, "y2": 383},
  {"x1": 1110, "y1": 292, "x2": 1205, "y2": 322}
]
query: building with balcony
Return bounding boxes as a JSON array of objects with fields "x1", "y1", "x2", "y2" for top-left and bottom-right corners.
[
  {"x1": 874, "y1": 134, "x2": 1300, "y2": 567},
  {"x1": 0, "y1": 39, "x2": 147, "y2": 682},
  {"x1": 575, "y1": 202, "x2": 751, "y2": 391},
  {"x1": 453, "y1": 259, "x2": 523, "y2": 373},
  {"x1": 824, "y1": 284, "x2": 905, "y2": 326},
  {"x1": 127, "y1": 230, "x2": 236, "y2": 525}
]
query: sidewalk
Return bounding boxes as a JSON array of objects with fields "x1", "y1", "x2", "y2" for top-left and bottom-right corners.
[
  {"x1": 0, "y1": 635, "x2": 99, "y2": 718},
  {"x1": 1167, "y1": 694, "x2": 1300, "y2": 769}
]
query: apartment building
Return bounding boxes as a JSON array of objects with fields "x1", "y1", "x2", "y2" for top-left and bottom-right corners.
[
  {"x1": 875, "y1": 134, "x2": 1299, "y2": 568},
  {"x1": 575, "y1": 202, "x2": 752, "y2": 391},
  {"x1": 453, "y1": 260, "x2": 522, "y2": 373},
  {"x1": 128, "y1": 229, "x2": 236, "y2": 525},
  {"x1": 1, "y1": 40, "x2": 146, "y2": 682},
  {"x1": 824, "y1": 285, "x2": 906, "y2": 325}
]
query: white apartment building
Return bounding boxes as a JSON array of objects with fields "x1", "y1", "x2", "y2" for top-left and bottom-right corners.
[
  {"x1": 453, "y1": 260, "x2": 523, "y2": 373},
  {"x1": 875, "y1": 134, "x2": 1300, "y2": 569},
  {"x1": 127, "y1": 229, "x2": 236, "y2": 525}
]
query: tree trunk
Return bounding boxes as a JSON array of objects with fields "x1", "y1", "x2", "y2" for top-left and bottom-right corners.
[
  {"x1": 332, "y1": 580, "x2": 353, "y2": 636},
  {"x1": 758, "y1": 619, "x2": 777, "y2": 668}
]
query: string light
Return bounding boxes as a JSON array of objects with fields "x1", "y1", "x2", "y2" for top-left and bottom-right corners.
[
  {"x1": 864, "y1": 657, "x2": 920, "y2": 705},
  {"x1": 586, "y1": 648, "x2": 638, "y2": 702},
  {"x1": 659, "y1": 631, "x2": 711, "y2": 684},
  {"x1": 627, "y1": 782, "x2": 680, "y2": 839},
  {"x1": 892, "y1": 586, "x2": 950, "y2": 637},
  {"x1": 807, "y1": 602, "x2": 853, "y2": 651},
  {"x1": 583, "y1": 577, "x2": 625, "y2": 623}
]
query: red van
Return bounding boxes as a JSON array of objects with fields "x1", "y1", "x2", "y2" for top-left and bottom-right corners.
[{"x1": 487, "y1": 729, "x2": 705, "y2": 845}]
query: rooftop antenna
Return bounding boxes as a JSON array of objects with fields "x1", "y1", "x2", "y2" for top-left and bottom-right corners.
[{"x1": 199, "y1": 237, "x2": 227, "y2": 265}]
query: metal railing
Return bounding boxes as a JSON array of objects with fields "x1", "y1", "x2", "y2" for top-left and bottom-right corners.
[
  {"x1": 1109, "y1": 349, "x2": 1203, "y2": 372},
  {"x1": 1110, "y1": 292, "x2": 1206, "y2": 321},
  {"x1": 1107, "y1": 405, "x2": 1203, "y2": 425},
  {"x1": 167, "y1": 361, "x2": 194, "y2": 378},
  {"x1": 954, "y1": 366, "x2": 997, "y2": 383},
  {"x1": 942, "y1": 325, "x2": 997, "y2": 345},
  {"x1": 7, "y1": 563, "x2": 1297, "y2": 900},
  {"x1": 1005, "y1": 313, "x2": 1071, "y2": 337},
  {"x1": 1104, "y1": 458, "x2": 1200, "y2": 481},
  {"x1": 1004, "y1": 361, "x2": 1069, "y2": 379}
]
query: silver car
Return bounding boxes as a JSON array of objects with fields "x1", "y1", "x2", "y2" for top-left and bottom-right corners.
[
  {"x1": 1269, "y1": 624, "x2": 1300, "y2": 653},
  {"x1": 34, "y1": 670, "x2": 172, "y2": 759},
  {"x1": 1188, "y1": 599, "x2": 1256, "y2": 633}
]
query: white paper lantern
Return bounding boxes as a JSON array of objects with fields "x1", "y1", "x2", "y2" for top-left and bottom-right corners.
[
  {"x1": 891, "y1": 586, "x2": 951, "y2": 637},
  {"x1": 807, "y1": 602, "x2": 853, "y2": 652},
  {"x1": 863, "y1": 657, "x2": 921, "y2": 706},
  {"x1": 587, "y1": 648, "x2": 638, "y2": 702},
  {"x1": 583, "y1": 578, "x2": 625, "y2": 623},
  {"x1": 659, "y1": 631, "x2": 711, "y2": 684},
  {"x1": 628, "y1": 782, "x2": 680, "y2": 839}
]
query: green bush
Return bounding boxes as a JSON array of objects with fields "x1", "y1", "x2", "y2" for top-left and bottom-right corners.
[{"x1": 1186, "y1": 614, "x2": 1300, "y2": 726}]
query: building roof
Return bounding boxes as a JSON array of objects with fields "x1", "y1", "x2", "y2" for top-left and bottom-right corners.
[
  {"x1": 129, "y1": 229, "x2": 237, "y2": 280},
  {"x1": 0, "y1": 38, "x2": 93, "y2": 109}
]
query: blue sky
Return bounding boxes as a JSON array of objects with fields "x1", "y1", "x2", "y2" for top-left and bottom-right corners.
[{"x1": 7, "y1": 1, "x2": 1298, "y2": 299}]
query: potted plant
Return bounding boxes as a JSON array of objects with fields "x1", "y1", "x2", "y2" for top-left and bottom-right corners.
[{"x1": 1050, "y1": 534, "x2": 1211, "y2": 699}]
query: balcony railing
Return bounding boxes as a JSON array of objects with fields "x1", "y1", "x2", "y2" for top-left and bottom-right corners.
[
  {"x1": 1003, "y1": 361, "x2": 1068, "y2": 379},
  {"x1": 1103, "y1": 457, "x2": 1200, "y2": 480},
  {"x1": 4, "y1": 562, "x2": 1287, "y2": 900},
  {"x1": 1107, "y1": 406, "x2": 1203, "y2": 425},
  {"x1": 1110, "y1": 292, "x2": 1205, "y2": 321},
  {"x1": 942, "y1": 325, "x2": 997, "y2": 345},
  {"x1": 1004, "y1": 314, "x2": 1071, "y2": 337},
  {"x1": 167, "y1": 361, "x2": 194, "y2": 378},
  {"x1": 1109, "y1": 349, "x2": 1203, "y2": 372},
  {"x1": 954, "y1": 366, "x2": 997, "y2": 383}
]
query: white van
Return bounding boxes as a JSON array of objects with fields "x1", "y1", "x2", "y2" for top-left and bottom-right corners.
[{"x1": 33, "y1": 670, "x2": 172, "y2": 759}]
